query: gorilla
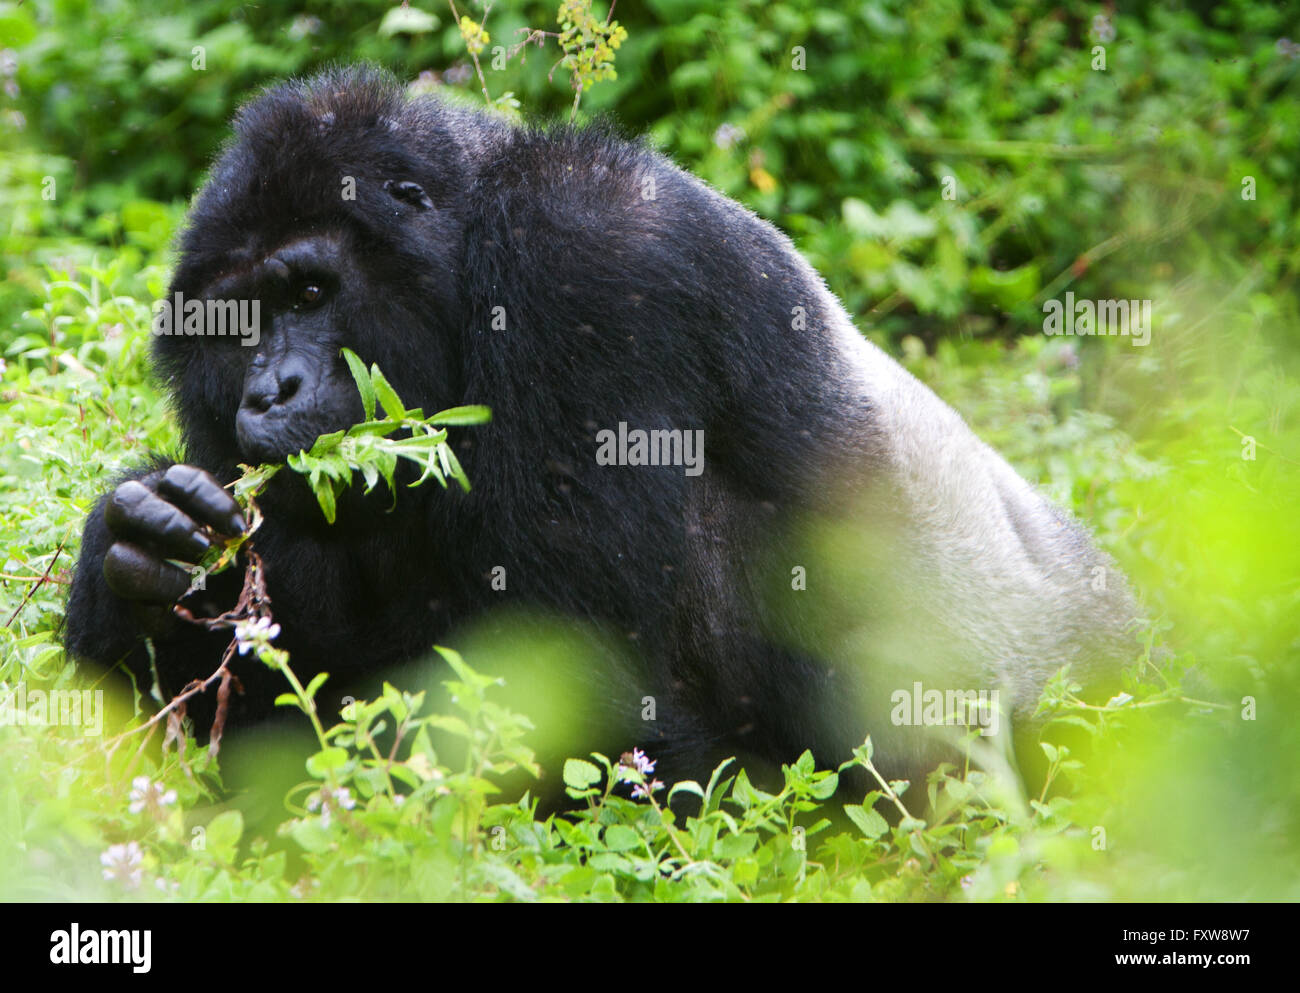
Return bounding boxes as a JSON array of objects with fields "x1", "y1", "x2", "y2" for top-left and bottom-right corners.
[{"x1": 65, "y1": 67, "x2": 1136, "y2": 795}]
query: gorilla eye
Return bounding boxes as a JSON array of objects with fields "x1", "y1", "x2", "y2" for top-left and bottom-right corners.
[{"x1": 295, "y1": 284, "x2": 324, "y2": 308}]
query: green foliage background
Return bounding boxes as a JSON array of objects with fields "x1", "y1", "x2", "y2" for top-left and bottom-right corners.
[{"x1": 1, "y1": 1, "x2": 1297, "y2": 901}]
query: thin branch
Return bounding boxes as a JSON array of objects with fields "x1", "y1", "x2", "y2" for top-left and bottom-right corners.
[
  {"x1": 4, "y1": 539, "x2": 66, "y2": 627},
  {"x1": 101, "y1": 549, "x2": 269, "y2": 752}
]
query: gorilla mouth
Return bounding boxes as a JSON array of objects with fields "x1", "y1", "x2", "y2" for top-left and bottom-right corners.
[
  {"x1": 234, "y1": 368, "x2": 358, "y2": 465},
  {"x1": 234, "y1": 415, "x2": 325, "y2": 465}
]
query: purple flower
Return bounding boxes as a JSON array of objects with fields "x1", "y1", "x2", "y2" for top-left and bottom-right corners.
[
  {"x1": 630, "y1": 779, "x2": 665, "y2": 800},
  {"x1": 616, "y1": 748, "x2": 659, "y2": 787}
]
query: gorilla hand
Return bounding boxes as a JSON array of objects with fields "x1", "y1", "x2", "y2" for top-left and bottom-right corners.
[{"x1": 102, "y1": 464, "x2": 246, "y2": 603}]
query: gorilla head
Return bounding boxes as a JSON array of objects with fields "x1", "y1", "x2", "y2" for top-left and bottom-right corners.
[
  {"x1": 155, "y1": 72, "x2": 472, "y2": 472},
  {"x1": 66, "y1": 66, "x2": 1137, "y2": 797}
]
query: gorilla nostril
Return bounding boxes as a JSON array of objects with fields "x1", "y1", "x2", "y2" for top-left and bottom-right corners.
[
  {"x1": 247, "y1": 389, "x2": 275, "y2": 414},
  {"x1": 276, "y1": 373, "x2": 302, "y2": 406}
]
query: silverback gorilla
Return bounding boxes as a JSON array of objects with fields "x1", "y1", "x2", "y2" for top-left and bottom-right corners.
[{"x1": 65, "y1": 67, "x2": 1136, "y2": 795}]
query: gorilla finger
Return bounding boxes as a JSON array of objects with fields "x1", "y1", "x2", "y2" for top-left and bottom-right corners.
[
  {"x1": 103, "y1": 542, "x2": 195, "y2": 603},
  {"x1": 105, "y1": 480, "x2": 211, "y2": 561},
  {"x1": 157, "y1": 464, "x2": 246, "y2": 536}
]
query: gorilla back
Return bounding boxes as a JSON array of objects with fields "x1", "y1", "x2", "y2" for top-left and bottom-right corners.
[{"x1": 65, "y1": 67, "x2": 1136, "y2": 791}]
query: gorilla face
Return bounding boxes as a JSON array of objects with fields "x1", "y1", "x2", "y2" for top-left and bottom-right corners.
[
  {"x1": 211, "y1": 233, "x2": 360, "y2": 464},
  {"x1": 151, "y1": 73, "x2": 473, "y2": 477}
]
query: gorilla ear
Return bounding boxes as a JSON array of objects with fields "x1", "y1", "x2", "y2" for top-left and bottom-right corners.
[{"x1": 384, "y1": 179, "x2": 434, "y2": 211}]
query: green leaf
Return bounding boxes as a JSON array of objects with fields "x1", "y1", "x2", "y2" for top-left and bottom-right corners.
[
  {"x1": 304, "y1": 672, "x2": 330, "y2": 700},
  {"x1": 603, "y1": 825, "x2": 641, "y2": 851},
  {"x1": 563, "y1": 758, "x2": 602, "y2": 790},
  {"x1": 427, "y1": 405, "x2": 492, "y2": 426},
  {"x1": 361, "y1": 461, "x2": 379, "y2": 492},
  {"x1": 426, "y1": 714, "x2": 471, "y2": 738},
  {"x1": 731, "y1": 769, "x2": 759, "y2": 809},
  {"x1": 382, "y1": 682, "x2": 409, "y2": 723},
  {"x1": 347, "y1": 420, "x2": 401, "y2": 438},
  {"x1": 290, "y1": 817, "x2": 334, "y2": 853},
  {"x1": 702, "y1": 758, "x2": 736, "y2": 813},
  {"x1": 341, "y1": 348, "x2": 376, "y2": 422},
  {"x1": 810, "y1": 771, "x2": 840, "y2": 799},
  {"x1": 378, "y1": 458, "x2": 399, "y2": 501},
  {"x1": 312, "y1": 477, "x2": 338, "y2": 524},
  {"x1": 970, "y1": 262, "x2": 1041, "y2": 310},
  {"x1": 308, "y1": 429, "x2": 346, "y2": 456},
  {"x1": 205, "y1": 810, "x2": 244, "y2": 862},
  {"x1": 441, "y1": 444, "x2": 471, "y2": 491},
  {"x1": 716, "y1": 831, "x2": 759, "y2": 859},
  {"x1": 668, "y1": 780, "x2": 705, "y2": 805},
  {"x1": 843, "y1": 802, "x2": 888, "y2": 839},
  {"x1": 306, "y1": 747, "x2": 350, "y2": 778},
  {"x1": 371, "y1": 365, "x2": 406, "y2": 420}
]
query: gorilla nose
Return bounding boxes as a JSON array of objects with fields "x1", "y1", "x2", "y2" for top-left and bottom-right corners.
[
  {"x1": 245, "y1": 372, "x2": 303, "y2": 414},
  {"x1": 236, "y1": 359, "x2": 316, "y2": 460},
  {"x1": 241, "y1": 355, "x2": 311, "y2": 415}
]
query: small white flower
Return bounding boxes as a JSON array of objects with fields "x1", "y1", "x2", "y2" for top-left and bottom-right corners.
[
  {"x1": 235, "y1": 616, "x2": 281, "y2": 655},
  {"x1": 128, "y1": 777, "x2": 177, "y2": 817},
  {"x1": 287, "y1": 15, "x2": 321, "y2": 41},
  {"x1": 713, "y1": 123, "x2": 746, "y2": 150},
  {"x1": 307, "y1": 786, "x2": 355, "y2": 828},
  {"x1": 100, "y1": 841, "x2": 144, "y2": 890}
]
